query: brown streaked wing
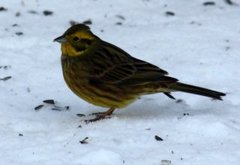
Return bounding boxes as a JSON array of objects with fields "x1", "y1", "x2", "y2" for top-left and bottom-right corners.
[{"x1": 89, "y1": 41, "x2": 178, "y2": 85}]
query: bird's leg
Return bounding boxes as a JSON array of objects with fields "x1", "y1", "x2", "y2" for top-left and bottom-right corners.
[
  {"x1": 85, "y1": 107, "x2": 115, "y2": 123},
  {"x1": 90, "y1": 107, "x2": 115, "y2": 116}
]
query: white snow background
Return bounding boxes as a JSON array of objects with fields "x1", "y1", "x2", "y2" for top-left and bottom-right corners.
[{"x1": 0, "y1": 0, "x2": 240, "y2": 164}]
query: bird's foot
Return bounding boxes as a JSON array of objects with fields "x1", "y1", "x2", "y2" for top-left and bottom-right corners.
[
  {"x1": 84, "y1": 107, "x2": 115, "y2": 123},
  {"x1": 84, "y1": 114, "x2": 112, "y2": 123}
]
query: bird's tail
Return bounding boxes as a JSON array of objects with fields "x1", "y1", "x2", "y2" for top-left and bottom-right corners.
[{"x1": 169, "y1": 82, "x2": 226, "y2": 100}]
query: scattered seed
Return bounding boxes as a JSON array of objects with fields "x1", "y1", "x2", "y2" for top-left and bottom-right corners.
[
  {"x1": 225, "y1": 0, "x2": 235, "y2": 5},
  {"x1": 161, "y1": 160, "x2": 171, "y2": 165},
  {"x1": 34, "y1": 104, "x2": 44, "y2": 111},
  {"x1": 15, "y1": 12, "x2": 21, "y2": 17},
  {"x1": 28, "y1": 10, "x2": 38, "y2": 14},
  {"x1": 203, "y1": 1, "x2": 216, "y2": 6},
  {"x1": 76, "y1": 113, "x2": 86, "y2": 117},
  {"x1": 82, "y1": 19, "x2": 92, "y2": 25},
  {"x1": 79, "y1": 137, "x2": 89, "y2": 144},
  {"x1": 165, "y1": 11, "x2": 175, "y2": 16},
  {"x1": 18, "y1": 133, "x2": 23, "y2": 136},
  {"x1": 51, "y1": 107, "x2": 62, "y2": 111},
  {"x1": 115, "y1": 22, "x2": 122, "y2": 25},
  {"x1": 12, "y1": 24, "x2": 18, "y2": 27},
  {"x1": 190, "y1": 21, "x2": 202, "y2": 26},
  {"x1": 0, "y1": 6, "x2": 7, "y2": 12},
  {"x1": 43, "y1": 10, "x2": 53, "y2": 16},
  {"x1": 26, "y1": 87, "x2": 31, "y2": 93},
  {"x1": 116, "y1": 15, "x2": 125, "y2": 20},
  {"x1": 43, "y1": 99, "x2": 55, "y2": 104},
  {"x1": 155, "y1": 135, "x2": 163, "y2": 141},
  {"x1": 15, "y1": 32, "x2": 23, "y2": 36},
  {"x1": 69, "y1": 20, "x2": 79, "y2": 26},
  {"x1": 4, "y1": 66, "x2": 9, "y2": 69},
  {"x1": 0, "y1": 76, "x2": 12, "y2": 81}
]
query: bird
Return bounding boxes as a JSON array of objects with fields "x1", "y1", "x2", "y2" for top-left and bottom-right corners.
[{"x1": 54, "y1": 24, "x2": 226, "y2": 122}]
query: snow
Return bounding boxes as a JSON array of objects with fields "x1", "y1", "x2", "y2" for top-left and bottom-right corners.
[{"x1": 0, "y1": 0, "x2": 240, "y2": 164}]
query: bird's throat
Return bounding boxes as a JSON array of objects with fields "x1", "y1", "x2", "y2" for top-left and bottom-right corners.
[{"x1": 61, "y1": 43, "x2": 86, "y2": 57}]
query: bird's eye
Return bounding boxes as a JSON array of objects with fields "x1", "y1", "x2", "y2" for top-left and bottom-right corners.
[{"x1": 73, "y1": 36, "x2": 79, "y2": 41}]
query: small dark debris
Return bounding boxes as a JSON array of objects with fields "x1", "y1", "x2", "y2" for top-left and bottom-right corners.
[
  {"x1": 0, "y1": 6, "x2": 7, "y2": 12},
  {"x1": 43, "y1": 99, "x2": 55, "y2": 104},
  {"x1": 4, "y1": 66, "x2": 9, "y2": 69},
  {"x1": 165, "y1": 11, "x2": 175, "y2": 16},
  {"x1": 203, "y1": 1, "x2": 216, "y2": 6},
  {"x1": 28, "y1": 10, "x2": 38, "y2": 14},
  {"x1": 171, "y1": 150, "x2": 174, "y2": 154},
  {"x1": 65, "y1": 106, "x2": 70, "y2": 110},
  {"x1": 0, "y1": 76, "x2": 12, "y2": 81},
  {"x1": 176, "y1": 99, "x2": 183, "y2": 103},
  {"x1": 145, "y1": 128, "x2": 151, "y2": 131},
  {"x1": 180, "y1": 157, "x2": 184, "y2": 160},
  {"x1": 116, "y1": 15, "x2": 125, "y2": 20},
  {"x1": 100, "y1": 29, "x2": 104, "y2": 33},
  {"x1": 183, "y1": 113, "x2": 190, "y2": 116},
  {"x1": 15, "y1": 32, "x2": 23, "y2": 36},
  {"x1": 79, "y1": 137, "x2": 89, "y2": 144},
  {"x1": 115, "y1": 22, "x2": 122, "y2": 25},
  {"x1": 78, "y1": 125, "x2": 82, "y2": 128},
  {"x1": 190, "y1": 21, "x2": 202, "y2": 26},
  {"x1": 82, "y1": 19, "x2": 92, "y2": 25},
  {"x1": 26, "y1": 87, "x2": 31, "y2": 93},
  {"x1": 18, "y1": 133, "x2": 23, "y2": 136},
  {"x1": 155, "y1": 135, "x2": 163, "y2": 141},
  {"x1": 225, "y1": 46, "x2": 230, "y2": 51},
  {"x1": 43, "y1": 10, "x2": 53, "y2": 16},
  {"x1": 76, "y1": 113, "x2": 86, "y2": 117},
  {"x1": 15, "y1": 12, "x2": 21, "y2": 17},
  {"x1": 0, "y1": 65, "x2": 11, "y2": 70},
  {"x1": 69, "y1": 20, "x2": 79, "y2": 26},
  {"x1": 34, "y1": 104, "x2": 44, "y2": 111}
]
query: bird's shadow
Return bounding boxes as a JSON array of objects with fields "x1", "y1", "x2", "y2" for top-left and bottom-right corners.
[{"x1": 114, "y1": 97, "x2": 227, "y2": 120}]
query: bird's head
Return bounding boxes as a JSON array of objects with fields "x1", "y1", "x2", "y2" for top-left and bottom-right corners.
[{"x1": 54, "y1": 24, "x2": 98, "y2": 57}]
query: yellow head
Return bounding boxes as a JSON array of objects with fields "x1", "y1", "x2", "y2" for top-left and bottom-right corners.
[{"x1": 54, "y1": 24, "x2": 98, "y2": 57}]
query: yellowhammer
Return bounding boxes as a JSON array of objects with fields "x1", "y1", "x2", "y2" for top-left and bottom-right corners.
[{"x1": 54, "y1": 24, "x2": 225, "y2": 122}]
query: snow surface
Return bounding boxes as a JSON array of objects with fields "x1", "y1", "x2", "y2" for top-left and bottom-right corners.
[{"x1": 0, "y1": 0, "x2": 240, "y2": 164}]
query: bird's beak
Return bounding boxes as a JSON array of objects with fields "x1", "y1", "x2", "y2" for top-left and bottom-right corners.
[{"x1": 53, "y1": 35, "x2": 67, "y2": 43}]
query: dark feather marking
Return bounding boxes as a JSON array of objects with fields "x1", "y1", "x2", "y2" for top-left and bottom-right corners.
[
  {"x1": 83, "y1": 82, "x2": 122, "y2": 102},
  {"x1": 81, "y1": 39, "x2": 92, "y2": 45},
  {"x1": 75, "y1": 46, "x2": 86, "y2": 52}
]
